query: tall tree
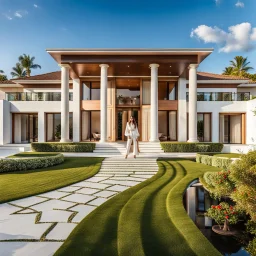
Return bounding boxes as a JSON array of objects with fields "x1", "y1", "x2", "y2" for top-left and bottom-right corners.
[
  {"x1": 18, "y1": 54, "x2": 41, "y2": 77},
  {"x1": 222, "y1": 67, "x2": 234, "y2": 75},
  {"x1": 230, "y1": 56, "x2": 254, "y2": 76},
  {"x1": 10, "y1": 63, "x2": 26, "y2": 78}
]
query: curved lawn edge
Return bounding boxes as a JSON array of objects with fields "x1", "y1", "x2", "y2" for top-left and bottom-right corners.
[
  {"x1": 166, "y1": 160, "x2": 221, "y2": 256},
  {"x1": 0, "y1": 157, "x2": 103, "y2": 204}
]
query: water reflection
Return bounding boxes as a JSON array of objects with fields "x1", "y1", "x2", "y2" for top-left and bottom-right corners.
[{"x1": 184, "y1": 181, "x2": 250, "y2": 256}]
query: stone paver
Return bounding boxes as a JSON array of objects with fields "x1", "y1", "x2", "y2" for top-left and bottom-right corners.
[
  {"x1": 0, "y1": 242, "x2": 63, "y2": 256},
  {"x1": 63, "y1": 194, "x2": 95, "y2": 204},
  {"x1": 39, "y1": 191, "x2": 70, "y2": 199},
  {"x1": 71, "y1": 205, "x2": 96, "y2": 222},
  {"x1": 11, "y1": 196, "x2": 48, "y2": 208},
  {"x1": 46, "y1": 223, "x2": 77, "y2": 240},
  {"x1": 0, "y1": 157, "x2": 157, "y2": 255},
  {"x1": 93, "y1": 190, "x2": 117, "y2": 198},
  {"x1": 107, "y1": 185, "x2": 128, "y2": 192},
  {"x1": 77, "y1": 187, "x2": 100, "y2": 195},
  {"x1": 39, "y1": 210, "x2": 72, "y2": 223},
  {"x1": 0, "y1": 214, "x2": 51, "y2": 240},
  {"x1": 88, "y1": 197, "x2": 108, "y2": 206}
]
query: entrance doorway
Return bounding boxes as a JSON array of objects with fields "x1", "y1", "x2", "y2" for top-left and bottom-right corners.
[{"x1": 117, "y1": 108, "x2": 140, "y2": 141}]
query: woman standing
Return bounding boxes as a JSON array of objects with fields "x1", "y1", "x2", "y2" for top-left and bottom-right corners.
[{"x1": 125, "y1": 116, "x2": 140, "y2": 158}]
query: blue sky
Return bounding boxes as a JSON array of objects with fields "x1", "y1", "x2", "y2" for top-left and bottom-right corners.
[{"x1": 1, "y1": 0, "x2": 256, "y2": 78}]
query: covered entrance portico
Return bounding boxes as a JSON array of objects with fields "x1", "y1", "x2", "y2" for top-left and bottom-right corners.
[{"x1": 47, "y1": 49, "x2": 213, "y2": 143}]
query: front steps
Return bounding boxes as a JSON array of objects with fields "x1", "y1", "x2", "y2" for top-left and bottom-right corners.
[{"x1": 93, "y1": 142, "x2": 163, "y2": 155}]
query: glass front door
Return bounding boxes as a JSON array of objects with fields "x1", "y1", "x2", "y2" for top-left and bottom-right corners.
[{"x1": 117, "y1": 108, "x2": 140, "y2": 141}]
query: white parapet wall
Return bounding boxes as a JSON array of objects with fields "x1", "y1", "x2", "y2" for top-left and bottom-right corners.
[{"x1": 0, "y1": 100, "x2": 11, "y2": 145}]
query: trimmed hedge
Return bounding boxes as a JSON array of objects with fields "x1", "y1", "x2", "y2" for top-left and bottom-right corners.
[
  {"x1": 196, "y1": 153, "x2": 234, "y2": 170},
  {"x1": 31, "y1": 142, "x2": 96, "y2": 152},
  {"x1": 0, "y1": 154, "x2": 64, "y2": 173},
  {"x1": 160, "y1": 142, "x2": 223, "y2": 153}
]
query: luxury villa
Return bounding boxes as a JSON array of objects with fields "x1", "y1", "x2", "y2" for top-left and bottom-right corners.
[{"x1": 0, "y1": 48, "x2": 256, "y2": 152}]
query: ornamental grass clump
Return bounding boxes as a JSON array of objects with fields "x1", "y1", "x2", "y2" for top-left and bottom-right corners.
[{"x1": 206, "y1": 202, "x2": 241, "y2": 231}]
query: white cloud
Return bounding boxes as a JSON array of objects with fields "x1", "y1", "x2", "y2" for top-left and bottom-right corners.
[
  {"x1": 3, "y1": 14, "x2": 12, "y2": 20},
  {"x1": 14, "y1": 10, "x2": 28, "y2": 18},
  {"x1": 191, "y1": 22, "x2": 256, "y2": 53},
  {"x1": 235, "y1": 1, "x2": 244, "y2": 8},
  {"x1": 215, "y1": 0, "x2": 221, "y2": 5},
  {"x1": 34, "y1": 4, "x2": 38, "y2": 8}
]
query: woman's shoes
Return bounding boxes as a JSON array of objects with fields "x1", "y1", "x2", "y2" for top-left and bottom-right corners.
[{"x1": 125, "y1": 155, "x2": 127, "y2": 159}]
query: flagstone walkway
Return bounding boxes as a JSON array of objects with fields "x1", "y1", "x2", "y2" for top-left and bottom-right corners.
[{"x1": 0, "y1": 157, "x2": 158, "y2": 256}]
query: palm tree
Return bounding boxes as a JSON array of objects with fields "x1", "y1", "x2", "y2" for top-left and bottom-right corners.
[
  {"x1": 0, "y1": 69, "x2": 7, "y2": 81},
  {"x1": 18, "y1": 54, "x2": 41, "y2": 77},
  {"x1": 230, "y1": 56, "x2": 253, "y2": 76},
  {"x1": 10, "y1": 63, "x2": 26, "y2": 78},
  {"x1": 222, "y1": 67, "x2": 234, "y2": 75}
]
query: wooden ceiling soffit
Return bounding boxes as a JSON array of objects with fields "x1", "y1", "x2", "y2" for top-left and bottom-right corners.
[{"x1": 61, "y1": 55, "x2": 198, "y2": 64}]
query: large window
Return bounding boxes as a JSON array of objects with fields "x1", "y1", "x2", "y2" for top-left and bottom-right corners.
[
  {"x1": 219, "y1": 114, "x2": 244, "y2": 144},
  {"x1": 46, "y1": 113, "x2": 73, "y2": 141},
  {"x1": 13, "y1": 114, "x2": 38, "y2": 143},
  {"x1": 81, "y1": 111, "x2": 100, "y2": 141},
  {"x1": 158, "y1": 111, "x2": 177, "y2": 141},
  {"x1": 187, "y1": 113, "x2": 211, "y2": 142},
  {"x1": 82, "y1": 82, "x2": 100, "y2": 100}
]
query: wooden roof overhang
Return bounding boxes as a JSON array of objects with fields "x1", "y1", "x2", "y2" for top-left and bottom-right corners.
[{"x1": 46, "y1": 48, "x2": 213, "y2": 79}]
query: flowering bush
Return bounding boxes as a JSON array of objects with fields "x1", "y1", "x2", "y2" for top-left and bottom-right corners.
[
  {"x1": 206, "y1": 202, "x2": 241, "y2": 231},
  {"x1": 203, "y1": 170, "x2": 235, "y2": 198}
]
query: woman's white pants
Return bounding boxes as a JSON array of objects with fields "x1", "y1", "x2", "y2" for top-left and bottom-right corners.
[{"x1": 126, "y1": 138, "x2": 138, "y2": 156}]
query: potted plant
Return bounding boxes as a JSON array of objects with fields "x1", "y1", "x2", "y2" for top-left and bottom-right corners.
[
  {"x1": 206, "y1": 202, "x2": 241, "y2": 235},
  {"x1": 55, "y1": 124, "x2": 61, "y2": 140},
  {"x1": 117, "y1": 95, "x2": 124, "y2": 105}
]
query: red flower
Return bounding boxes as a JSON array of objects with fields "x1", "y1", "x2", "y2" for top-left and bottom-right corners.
[{"x1": 225, "y1": 215, "x2": 229, "y2": 219}]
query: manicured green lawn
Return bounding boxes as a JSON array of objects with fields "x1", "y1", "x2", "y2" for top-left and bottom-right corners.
[
  {"x1": 55, "y1": 159, "x2": 222, "y2": 256},
  {"x1": 0, "y1": 157, "x2": 103, "y2": 204},
  {"x1": 8, "y1": 152, "x2": 60, "y2": 158}
]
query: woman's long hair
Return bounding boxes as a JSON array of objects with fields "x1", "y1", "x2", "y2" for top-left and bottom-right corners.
[{"x1": 129, "y1": 116, "x2": 137, "y2": 128}]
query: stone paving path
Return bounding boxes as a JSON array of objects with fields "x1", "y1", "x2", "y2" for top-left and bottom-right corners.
[{"x1": 0, "y1": 157, "x2": 158, "y2": 256}]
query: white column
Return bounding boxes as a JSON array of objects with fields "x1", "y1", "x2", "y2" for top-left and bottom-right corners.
[
  {"x1": 0, "y1": 100, "x2": 11, "y2": 145},
  {"x1": 38, "y1": 111, "x2": 45, "y2": 142},
  {"x1": 188, "y1": 64, "x2": 199, "y2": 142},
  {"x1": 60, "y1": 64, "x2": 70, "y2": 142},
  {"x1": 73, "y1": 79, "x2": 81, "y2": 142},
  {"x1": 99, "y1": 64, "x2": 109, "y2": 143},
  {"x1": 149, "y1": 64, "x2": 159, "y2": 142},
  {"x1": 212, "y1": 111, "x2": 219, "y2": 142},
  {"x1": 178, "y1": 78, "x2": 187, "y2": 141},
  {"x1": 186, "y1": 186, "x2": 197, "y2": 222}
]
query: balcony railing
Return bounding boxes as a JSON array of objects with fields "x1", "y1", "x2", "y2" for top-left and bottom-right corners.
[
  {"x1": 6, "y1": 92, "x2": 73, "y2": 101},
  {"x1": 186, "y1": 92, "x2": 250, "y2": 102}
]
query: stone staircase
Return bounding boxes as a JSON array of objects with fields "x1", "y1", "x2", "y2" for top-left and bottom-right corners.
[{"x1": 93, "y1": 142, "x2": 163, "y2": 155}]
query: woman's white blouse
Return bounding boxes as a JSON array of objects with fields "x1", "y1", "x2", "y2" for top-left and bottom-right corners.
[{"x1": 125, "y1": 122, "x2": 140, "y2": 138}]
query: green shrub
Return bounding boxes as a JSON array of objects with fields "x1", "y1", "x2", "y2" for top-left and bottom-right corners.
[
  {"x1": 31, "y1": 142, "x2": 96, "y2": 152},
  {"x1": 196, "y1": 153, "x2": 233, "y2": 170},
  {"x1": 161, "y1": 142, "x2": 223, "y2": 152},
  {"x1": 201, "y1": 155, "x2": 213, "y2": 166},
  {"x1": 0, "y1": 154, "x2": 64, "y2": 173},
  {"x1": 212, "y1": 157, "x2": 233, "y2": 170}
]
